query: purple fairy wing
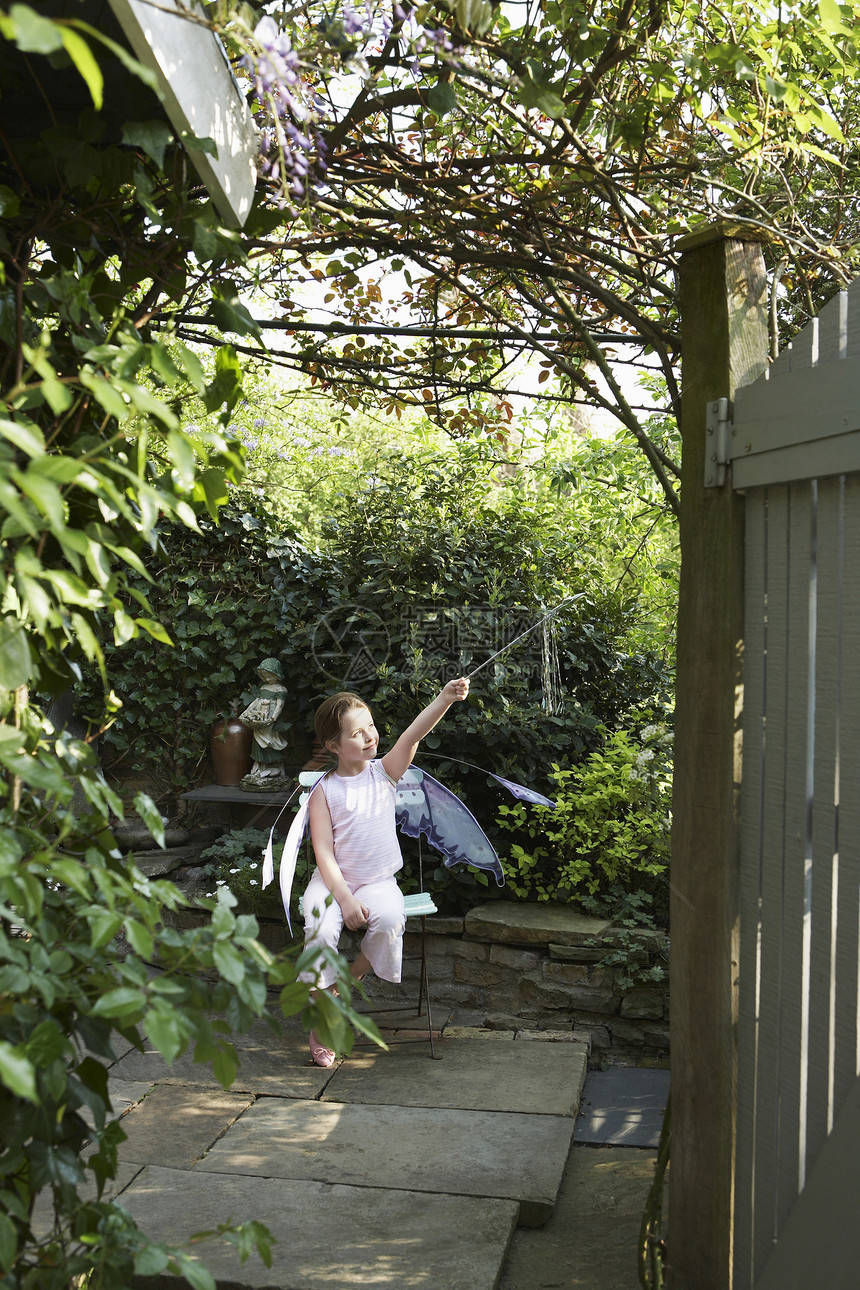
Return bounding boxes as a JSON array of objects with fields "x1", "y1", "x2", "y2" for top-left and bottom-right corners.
[
  {"x1": 489, "y1": 773, "x2": 557, "y2": 809},
  {"x1": 396, "y1": 766, "x2": 505, "y2": 886}
]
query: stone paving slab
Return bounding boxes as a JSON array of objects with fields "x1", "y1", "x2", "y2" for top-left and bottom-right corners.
[
  {"x1": 109, "y1": 1022, "x2": 334, "y2": 1098},
  {"x1": 117, "y1": 1085, "x2": 254, "y2": 1168},
  {"x1": 323, "y1": 1038, "x2": 587, "y2": 1116},
  {"x1": 499, "y1": 1144, "x2": 660, "y2": 1290},
  {"x1": 109, "y1": 1078, "x2": 153, "y2": 1115},
  {"x1": 196, "y1": 1097, "x2": 574, "y2": 1226},
  {"x1": 32, "y1": 1161, "x2": 145, "y2": 1239},
  {"x1": 575, "y1": 1068, "x2": 671, "y2": 1147},
  {"x1": 78, "y1": 1078, "x2": 152, "y2": 1130},
  {"x1": 121, "y1": 1166, "x2": 518, "y2": 1289}
]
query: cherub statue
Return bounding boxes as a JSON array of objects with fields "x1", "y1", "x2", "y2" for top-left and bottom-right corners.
[{"x1": 238, "y1": 658, "x2": 290, "y2": 792}]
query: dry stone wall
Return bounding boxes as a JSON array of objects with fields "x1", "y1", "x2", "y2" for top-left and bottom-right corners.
[{"x1": 360, "y1": 901, "x2": 670, "y2": 1069}]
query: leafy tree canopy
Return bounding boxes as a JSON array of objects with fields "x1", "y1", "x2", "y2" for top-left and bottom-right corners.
[{"x1": 182, "y1": 0, "x2": 860, "y2": 515}]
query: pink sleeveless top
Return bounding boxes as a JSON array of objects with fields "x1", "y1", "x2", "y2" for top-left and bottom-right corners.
[{"x1": 320, "y1": 759, "x2": 403, "y2": 886}]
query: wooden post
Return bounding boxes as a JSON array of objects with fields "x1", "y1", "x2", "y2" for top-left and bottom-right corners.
[{"x1": 669, "y1": 222, "x2": 769, "y2": 1289}]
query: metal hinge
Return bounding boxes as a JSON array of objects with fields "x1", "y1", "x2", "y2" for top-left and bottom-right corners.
[{"x1": 704, "y1": 397, "x2": 732, "y2": 487}]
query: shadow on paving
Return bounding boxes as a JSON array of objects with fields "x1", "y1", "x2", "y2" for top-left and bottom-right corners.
[{"x1": 99, "y1": 1018, "x2": 597, "y2": 1290}]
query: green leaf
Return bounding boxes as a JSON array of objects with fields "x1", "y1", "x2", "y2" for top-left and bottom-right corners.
[
  {"x1": 133, "y1": 791, "x2": 165, "y2": 848},
  {"x1": 167, "y1": 429, "x2": 197, "y2": 489},
  {"x1": 50, "y1": 858, "x2": 91, "y2": 896},
  {"x1": 113, "y1": 608, "x2": 137, "y2": 646},
  {"x1": 43, "y1": 569, "x2": 98, "y2": 607},
  {"x1": 0, "y1": 616, "x2": 32, "y2": 688},
  {"x1": 60, "y1": 26, "x2": 103, "y2": 109},
  {"x1": 89, "y1": 908, "x2": 123, "y2": 948},
  {"x1": 115, "y1": 380, "x2": 179, "y2": 429},
  {"x1": 210, "y1": 1043, "x2": 238, "y2": 1090},
  {"x1": 179, "y1": 131, "x2": 219, "y2": 158},
  {"x1": 122, "y1": 120, "x2": 174, "y2": 169},
  {"x1": 203, "y1": 344, "x2": 242, "y2": 414},
  {"x1": 0, "y1": 479, "x2": 40, "y2": 537},
  {"x1": 0, "y1": 1039, "x2": 37, "y2": 1102},
  {"x1": 427, "y1": 81, "x2": 459, "y2": 115},
  {"x1": 174, "y1": 342, "x2": 206, "y2": 394},
  {"x1": 210, "y1": 292, "x2": 261, "y2": 339},
  {"x1": 134, "y1": 1245, "x2": 170, "y2": 1277},
  {"x1": 818, "y1": 0, "x2": 844, "y2": 30},
  {"x1": 14, "y1": 466, "x2": 65, "y2": 530},
  {"x1": 196, "y1": 467, "x2": 229, "y2": 520},
  {"x1": 79, "y1": 371, "x2": 128, "y2": 421},
  {"x1": 171, "y1": 1253, "x2": 216, "y2": 1290},
  {"x1": 0, "y1": 184, "x2": 20, "y2": 217},
  {"x1": 0, "y1": 1210, "x2": 16, "y2": 1271},
  {"x1": 91, "y1": 986, "x2": 148, "y2": 1020},
  {"x1": 144, "y1": 1007, "x2": 185, "y2": 1064},
  {"x1": 136, "y1": 617, "x2": 173, "y2": 645},
  {"x1": 0, "y1": 415, "x2": 45, "y2": 457},
  {"x1": 125, "y1": 919, "x2": 154, "y2": 959},
  {"x1": 7, "y1": 4, "x2": 63, "y2": 53},
  {"x1": 213, "y1": 940, "x2": 246, "y2": 985}
]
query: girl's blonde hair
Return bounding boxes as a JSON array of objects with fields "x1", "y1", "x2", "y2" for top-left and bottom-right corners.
[{"x1": 314, "y1": 692, "x2": 370, "y2": 751}]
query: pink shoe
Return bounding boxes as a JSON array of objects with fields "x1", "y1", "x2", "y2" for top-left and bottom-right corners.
[{"x1": 309, "y1": 1031, "x2": 336, "y2": 1068}]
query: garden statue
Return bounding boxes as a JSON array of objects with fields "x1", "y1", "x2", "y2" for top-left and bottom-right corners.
[{"x1": 237, "y1": 657, "x2": 290, "y2": 791}]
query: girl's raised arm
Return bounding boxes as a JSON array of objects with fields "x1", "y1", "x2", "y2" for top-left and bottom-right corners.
[{"x1": 381, "y1": 677, "x2": 469, "y2": 784}]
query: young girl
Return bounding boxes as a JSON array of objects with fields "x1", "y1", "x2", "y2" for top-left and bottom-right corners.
[{"x1": 302, "y1": 677, "x2": 469, "y2": 1067}]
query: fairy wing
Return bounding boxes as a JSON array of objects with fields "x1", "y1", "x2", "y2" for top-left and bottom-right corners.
[
  {"x1": 262, "y1": 770, "x2": 326, "y2": 934},
  {"x1": 395, "y1": 766, "x2": 505, "y2": 886},
  {"x1": 488, "y1": 773, "x2": 556, "y2": 808},
  {"x1": 263, "y1": 763, "x2": 507, "y2": 928}
]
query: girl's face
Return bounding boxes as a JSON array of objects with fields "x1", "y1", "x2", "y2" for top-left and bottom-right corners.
[{"x1": 329, "y1": 705, "x2": 378, "y2": 766}]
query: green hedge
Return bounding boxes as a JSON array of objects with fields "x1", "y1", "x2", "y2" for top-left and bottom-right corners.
[{"x1": 78, "y1": 462, "x2": 671, "y2": 910}]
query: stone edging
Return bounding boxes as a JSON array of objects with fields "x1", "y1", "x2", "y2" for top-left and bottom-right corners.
[{"x1": 362, "y1": 900, "x2": 670, "y2": 1068}]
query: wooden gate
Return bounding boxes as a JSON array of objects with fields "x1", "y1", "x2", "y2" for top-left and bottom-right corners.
[{"x1": 727, "y1": 282, "x2": 860, "y2": 1288}]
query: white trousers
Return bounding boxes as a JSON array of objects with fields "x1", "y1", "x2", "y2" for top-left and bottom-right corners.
[{"x1": 300, "y1": 869, "x2": 406, "y2": 990}]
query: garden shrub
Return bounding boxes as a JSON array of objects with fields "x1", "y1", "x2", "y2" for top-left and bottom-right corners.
[
  {"x1": 81, "y1": 456, "x2": 670, "y2": 806},
  {"x1": 197, "y1": 828, "x2": 287, "y2": 918},
  {"x1": 77, "y1": 451, "x2": 672, "y2": 922},
  {"x1": 496, "y1": 718, "x2": 672, "y2": 922}
]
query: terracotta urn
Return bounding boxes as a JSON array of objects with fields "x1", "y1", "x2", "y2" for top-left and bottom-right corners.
[{"x1": 210, "y1": 716, "x2": 253, "y2": 786}]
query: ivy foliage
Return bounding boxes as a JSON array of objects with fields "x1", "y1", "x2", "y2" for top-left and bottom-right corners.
[
  {"x1": 0, "y1": 13, "x2": 376, "y2": 1289},
  {"x1": 80, "y1": 443, "x2": 672, "y2": 920}
]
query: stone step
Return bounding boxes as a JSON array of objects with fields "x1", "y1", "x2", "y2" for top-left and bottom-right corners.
[
  {"x1": 124, "y1": 1167, "x2": 518, "y2": 1290},
  {"x1": 109, "y1": 1026, "x2": 587, "y2": 1290},
  {"x1": 320, "y1": 1035, "x2": 586, "y2": 1116},
  {"x1": 196, "y1": 1097, "x2": 574, "y2": 1226}
]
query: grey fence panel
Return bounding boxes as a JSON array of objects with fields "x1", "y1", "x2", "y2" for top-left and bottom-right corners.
[
  {"x1": 805, "y1": 476, "x2": 842, "y2": 1167},
  {"x1": 734, "y1": 482, "x2": 768, "y2": 1288},
  {"x1": 834, "y1": 473, "x2": 860, "y2": 1107},
  {"x1": 736, "y1": 472, "x2": 860, "y2": 1289},
  {"x1": 732, "y1": 276, "x2": 860, "y2": 1289},
  {"x1": 773, "y1": 482, "x2": 813, "y2": 1225},
  {"x1": 749, "y1": 482, "x2": 790, "y2": 1277}
]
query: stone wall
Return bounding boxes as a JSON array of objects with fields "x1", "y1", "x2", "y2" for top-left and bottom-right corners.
[
  {"x1": 153, "y1": 831, "x2": 670, "y2": 1069},
  {"x1": 348, "y1": 901, "x2": 669, "y2": 1069}
]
